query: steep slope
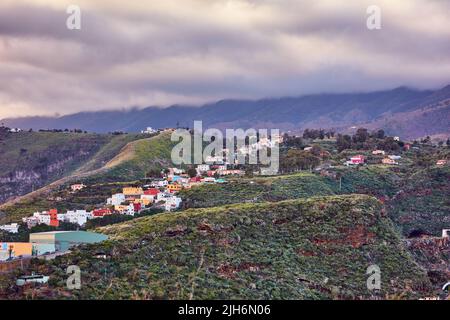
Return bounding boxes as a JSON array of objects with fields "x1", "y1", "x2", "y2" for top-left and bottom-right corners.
[
  {"x1": 0, "y1": 131, "x2": 115, "y2": 205},
  {"x1": 3, "y1": 86, "x2": 449, "y2": 140},
  {"x1": 2, "y1": 195, "x2": 431, "y2": 299},
  {"x1": 388, "y1": 165, "x2": 450, "y2": 236},
  {"x1": 0, "y1": 131, "x2": 175, "y2": 223}
]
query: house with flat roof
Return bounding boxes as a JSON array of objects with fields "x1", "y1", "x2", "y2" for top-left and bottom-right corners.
[{"x1": 29, "y1": 231, "x2": 108, "y2": 255}]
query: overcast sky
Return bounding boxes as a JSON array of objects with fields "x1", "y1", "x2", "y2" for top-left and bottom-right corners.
[{"x1": 0, "y1": 0, "x2": 449, "y2": 119}]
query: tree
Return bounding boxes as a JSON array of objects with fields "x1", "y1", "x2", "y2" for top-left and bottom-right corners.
[
  {"x1": 375, "y1": 129, "x2": 385, "y2": 139},
  {"x1": 187, "y1": 167, "x2": 197, "y2": 178},
  {"x1": 146, "y1": 169, "x2": 162, "y2": 178}
]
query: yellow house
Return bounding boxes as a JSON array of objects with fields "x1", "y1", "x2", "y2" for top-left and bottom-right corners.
[
  {"x1": 114, "y1": 204, "x2": 130, "y2": 213},
  {"x1": 123, "y1": 187, "x2": 144, "y2": 196},
  {"x1": 167, "y1": 184, "x2": 182, "y2": 193},
  {"x1": 134, "y1": 198, "x2": 152, "y2": 206}
]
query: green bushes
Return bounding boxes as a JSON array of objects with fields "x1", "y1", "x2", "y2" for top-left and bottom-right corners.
[{"x1": 9, "y1": 195, "x2": 431, "y2": 300}]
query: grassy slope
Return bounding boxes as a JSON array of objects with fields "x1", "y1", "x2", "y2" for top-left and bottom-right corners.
[
  {"x1": 4, "y1": 195, "x2": 431, "y2": 300},
  {"x1": 388, "y1": 165, "x2": 450, "y2": 236},
  {"x1": 180, "y1": 167, "x2": 398, "y2": 209},
  {"x1": 82, "y1": 131, "x2": 175, "y2": 184},
  {"x1": 0, "y1": 132, "x2": 116, "y2": 205}
]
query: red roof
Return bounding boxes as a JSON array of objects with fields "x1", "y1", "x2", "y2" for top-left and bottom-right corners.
[
  {"x1": 93, "y1": 208, "x2": 112, "y2": 217},
  {"x1": 144, "y1": 189, "x2": 159, "y2": 196}
]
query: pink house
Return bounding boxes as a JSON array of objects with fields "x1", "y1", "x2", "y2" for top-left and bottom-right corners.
[{"x1": 350, "y1": 155, "x2": 365, "y2": 164}]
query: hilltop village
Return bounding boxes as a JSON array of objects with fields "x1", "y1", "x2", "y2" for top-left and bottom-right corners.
[{"x1": 0, "y1": 127, "x2": 448, "y2": 298}]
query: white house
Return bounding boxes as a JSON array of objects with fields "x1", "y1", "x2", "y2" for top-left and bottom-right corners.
[
  {"x1": 9, "y1": 128, "x2": 22, "y2": 133},
  {"x1": 196, "y1": 164, "x2": 210, "y2": 173},
  {"x1": 388, "y1": 155, "x2": 402, "y2": 160},
  {"x1": 141, "y1": 127, "x2": 157, "y2": 134},
  {"x1": 32, "y1": 212, "x2": 51, "y2": 225},
  {"x1": 62, "y1": 210, "x2": 90, "y2": 226},
  {"x1": 0, "y1": 223, "x2": 19, "y2": 234},
  {"x1": 442, "y1": 229, "x2": 450, "y2": 238},
  {"x1": 70, "y1": 184, "x2": 86, "y2": 192},
  {"x1": 107, "y1": 193, "x2": 126, "y2": 206},
  {"x1": 156, "y1": 192, "x2": 172, "y2": 202},
  {"x1": 164, "y1": 196, "x2": 182, "y2": 211},
  {"x1": 22, "y1": 216, "x2": 39, "y2": 229},
  {"x1": 151, "y1": 180, "x2": 168, "y2": 188},
  {"x1": 205, "y1": 155, "x2": 224, "y2": 164}
]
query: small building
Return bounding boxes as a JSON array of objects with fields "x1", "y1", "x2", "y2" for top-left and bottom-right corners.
[
  {"x1": 0, "y1": 242, "x2": 33, "y2": 261},
  {"x1": 167, "y1": 184, "x2": 182, "y2": 193},
  {"x1": 442, "y1": 229, "x2": 450, "y2": 238},
  {"x1": 346, "y1": 155, "x2": 365, "y2": 166},
  {"x1": 0, "y1": 223, "x2": 19, "y2": 234},
  {"x1": 436, "y1": 160, "x2": 447, "y2": 166},
  {"x1": 393, "y1": 136, "x2": 400, "y2": 141},
  {"x1": 70, "y1": 184, "x2": 86, "y2": 192},
  {"x1": 92, "y1": 208, "x2": 112, "y2": 218},
  {"x1": 123, "y1": 187, "x2": 144, "y2": 196},
  {"x1": 107, "y1": 193, "x2": 126, "y2": 206},
  {"x1": 114, "y1": 204, "x2": 135, "y2": 216},
  {"x1": 164, "y1": 196, "x2": 182, "y2": 211},
  {"x1": 29, "y1": 231, "x2": 108, "y2": 254},
  {"x1": 16, "y1": 273, "x2": 49, "y2": 286},
  {"x1": 196, "y1": 164, "x2": 210, "y2": 173},
  {"x1": 144, "y1": 188, "x2": 160, "y2": 196},
  {"x1": 141, "y1": 127, "x2": 157, "y2": 134},
  {"x1": 372, "y1": 150, "x2": 385, "y2": 155},
  {"x1": 388, "y1": 155, "x2": 401, "y2": 160},
  {"x1": 62, "y1": 210, "x2": 90, "y2": 226},
  {"x1": 217, "y1": 169, "x2": 245, "y2": 176},
  {"x1": 382, "y1": 158, "x2": 397, "y2": 165}
]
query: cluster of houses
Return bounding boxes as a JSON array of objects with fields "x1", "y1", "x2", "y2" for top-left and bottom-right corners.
[
  {"x1": 1, "y1": 163, "x2": 244, "y2": 233},
  {"x1": 344, "y1": 151, "x2": 404, "y2": 166}
]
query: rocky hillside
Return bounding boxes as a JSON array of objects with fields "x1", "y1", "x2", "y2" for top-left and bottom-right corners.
[
  {"x1": 0, "y1": 195, "x2": 432, "y2": 299},
  {"x1": 0, "y1": 130, "x2": 147, "y2": 205}
]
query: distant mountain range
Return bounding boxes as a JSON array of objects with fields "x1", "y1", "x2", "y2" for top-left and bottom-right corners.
[{"x1": 3, "y1": 85, "x2": 450, "y2": 140}]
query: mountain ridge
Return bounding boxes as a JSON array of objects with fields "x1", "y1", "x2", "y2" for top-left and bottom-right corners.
[{"x1": 2, "y1": 85, "x2": 450, "y2": 140}]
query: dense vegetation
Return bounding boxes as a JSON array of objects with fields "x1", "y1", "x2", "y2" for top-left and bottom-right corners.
[{"x1": 0, "y1": 195, "x2": 432, "y2": 299}]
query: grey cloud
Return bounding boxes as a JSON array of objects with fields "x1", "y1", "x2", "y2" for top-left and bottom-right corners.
[{"x1": 0, "y1": 0, "x2": 449, "y2": 119}]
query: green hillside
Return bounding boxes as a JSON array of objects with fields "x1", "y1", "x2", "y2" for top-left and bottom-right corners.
[
  {"x1": 388, "y1": 165, "x2": 450, "y2": 236},
  {"x1": 82, "y1": 131, "x2": 176, "y2": 184},
  {"x1": 4, "y1": 195, "x2": 432, "y2": 299},
  {"x1": 180, "y1": 167, "x2": 398, "y2": 209}
]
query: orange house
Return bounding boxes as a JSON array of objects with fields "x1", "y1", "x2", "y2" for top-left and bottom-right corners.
[
  {"x1": 49, "y1": 209, "x2": 59, "y2": 227},
  {"x1": 167, "y1": 184, "x2": 182, "y2": 193},
  {"x1": 0, "y1": 242, "x2": 33, "y2": 258}
]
